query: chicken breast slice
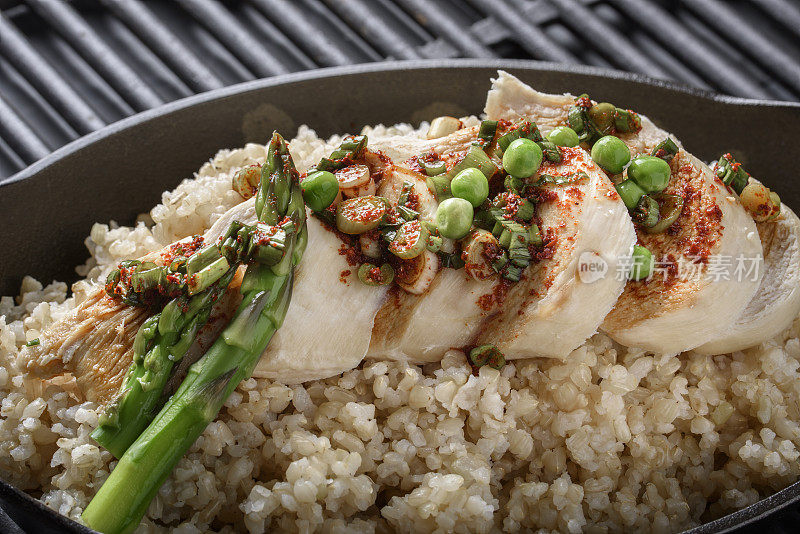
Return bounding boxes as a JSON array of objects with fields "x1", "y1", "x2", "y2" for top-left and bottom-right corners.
[
  {"x1": 696, "y1": 203, "x2": 800, "y2": 354},
  {"x1": 487, "y1": 70, "x2": 763, "y2": 354},
  {"x1": 18, "y1": 290, "x2": 149, "y2": 402},
  {"x1": 18, "y1": 227, "x2": 242, "y2": 403},
  {"x1": 197, "y1": 196, "x2": 391, "y2": 382},
  {"x1": 370, "y1": 123, "x2": 635, "y2": 362},
  {"x1": 367, "y1": 161, "x2": 497, "y2": 362},
  {"x1": 252, "y1": 213, "x2": 388, "y2": 382},
  {"x1": 473, "y1": 147, "x2": 636, "y2": 359}
]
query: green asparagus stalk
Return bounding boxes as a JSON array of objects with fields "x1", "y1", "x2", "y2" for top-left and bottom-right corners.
[
  {"x1": 90, "y1": 265, "x2": 237, "y2": 459},
  {"x1": 82, "y1": 132, "x2": 307, "y2": 534}
]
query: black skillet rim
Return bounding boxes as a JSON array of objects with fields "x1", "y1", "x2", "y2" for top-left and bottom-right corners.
[{"x1": 1, "y1": 58, "x2": 799, "y2": 534}]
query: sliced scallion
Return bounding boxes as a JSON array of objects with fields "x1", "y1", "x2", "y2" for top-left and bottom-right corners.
[
  {"x1": 358, "y1": 263, "x2": 395, "y2": 286},
  {"x1": 335, "y1": 196, "x2": 388, "y2": 234},
  {"x1": 533, "y1": 171, "x2": 589, "y2": 187},
  {"x1": 614, "y1": 108, "x2": 641, "y2": 133},
  {"x1": 497, "y1": 119, "x2": 544, "y2": 153},
  {"x1": 131, "y1": 263, "x2": 164, "y2": 293},
  {"x1": 651, "y1": 138, "x2": 679, "y2": 162},
  {"x1": 615, "y1": 179, "x2": 646, "y2": 210},
  {"x1": 469, "y1": 344, "x2": 505, "y2": 370},
  {"x1": 529, "y1": 224, "x2": 543, "y2": 247},
  {"x1": 423, "y1": 160, "x2": 446, "y2": 177},
  {"x1": 476, "y1": 120, "x2": 498, "y2": 148},
  {"x1": 516, "y1": 199, "x2": 535, "y2": 222},
  {"x1": 538, "y1": 139, "x2": 562, "y2": 163},
  {"x1": 632, "y1": 195, "x2": 660, "y2": 228},
  {"x1": 187, "y1": 256, "x2": 230, "y2": 295},
  {"x1": 447, "y1": 145, "x2": 498, "y2": 181},
  {"x1": 389, "y1": 220, "x2": 429, "y2": 260},
  {"x1": 427, "y1": 174, "x2": 452, "y2": 202},
  {"x1": 186, "y1": 245, "x2": 222, "y2": 276},
  {"x1": 645, "y1": 194, "x2": 684, "y2": 234}
]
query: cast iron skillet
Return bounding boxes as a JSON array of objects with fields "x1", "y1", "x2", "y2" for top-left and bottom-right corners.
[{"x1": 1, "y1": 60, "x2": 799, "y2": 533}]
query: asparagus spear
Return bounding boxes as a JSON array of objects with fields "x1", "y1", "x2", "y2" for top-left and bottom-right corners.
[
  {"x1": 91, "y1": 217, "x2": 280, "y2": 458},
  {"x1": 90, "y1": 265, "x2": 236, "y2": 459},
  {"x1": 82, "y1": 132, "x2": 307, "y2": 534}
]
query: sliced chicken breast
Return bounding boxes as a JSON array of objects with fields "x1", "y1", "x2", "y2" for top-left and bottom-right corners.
[
  {"x1": 18, "y1": 229, "x2": 242, "y2": 403},
  {"x1": 486, "y1": 71, "x2": 763, "y2": 354},
  {"x1": 696, "y1": 203, "x2": 800, "y2": 354},
  {"x1": 367, "y1": 162, "x2": 498, "y2": 362},
  {"x1": 473, "y1": 147, "x2": 636, "y2": 359},
  {"x1": 20, "y1": 193, "x2": 385, "y2": 395},
  {"x1": 370, "y1": 124, "x2": 635, "y2": 362},
  {"x1": 161, "y1": 196, "x2": 390, "y2": 383},
  {"x1": 252, "y1": 213, "x2": 388, "y2": 382}
]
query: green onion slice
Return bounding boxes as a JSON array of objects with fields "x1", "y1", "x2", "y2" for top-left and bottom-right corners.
[
  {"x1": 533, "y1": 171, "x2": 589, "y2": 187},
  {"x1": 615, "y1": 179, "x2": 645, "y2": 210},
  {"x1": 389, "y1": 220, "x2": 429, "y2": 260},
  {"x1": 335, "y1": 195, "x2": 388, "y2": 234},
  {"x1": 632, "y1": 195, "x2": 660, "y2": 228},
  {"x1": 714, "y1": 153, "x2": 749, "y2": 195},
  {"x1": 358, "y1": 263, "x2": 395, "y2": 286},
  {"x1": 438, "y1": 251, "x2": 465, "y2": 270},
  {"x1": 503, "y1": 263, "x2": 524, "y2": 282},
  {"x1": 447, "y1": 145, "x2": 498, "y2": 181},
  {"x1": 469, "y1": 344, "x2": 505, "y2": 370},
  {"x1": 315, "y1": 135, "x2": 368, "y2": 173},
  {"x1": 651, "y1": 138, "x2": 679, "y2": 162},
  {"x1": 427, "y1": 174, "x2": 452, "y2": 202},
  {"x1": 529, "y1": 224, "x2": 544, "y2": 247},
  {"x1": 645, "y1": 194, "x2": 684, "y2": 234},
  {"x1": 497, "y1": 119, "x2": 544, "y2": 153},
  {"x1": 423, "y1": 160, "x2": 447, "y2": 177},
  {"x1": 476, "y1": 120, "x2": 498, "y2": 148},
  {"x1": 614, "y1": 108, "x2": 641, "y2": 133},
  {"x1": 187, "y1": 256, "x2": 230, "y2": 295},
  {"x1": 538, "y1": 139, "x2": 562, "y2": 163}
]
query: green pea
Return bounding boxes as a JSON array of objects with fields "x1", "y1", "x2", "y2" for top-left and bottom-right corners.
[
  {"x1": 591, "y1": 135, "x2": 631, "y2": 175},
  {"x1": 435, "y1": 197, "x2": 474, "y2": 240},
  {"x1": 627, "y1": 155, "x2": 671, "y2": 193},
  {"x1": 547, "y1": 126, "x2": 580, "y2": 147},
  {"x1": 301, "y1": 170, "x2": 339, "y2": 212},
  {"x1": 502, "y1": 138, "x2": 543, "y2": 178},
  {"x1": 451, "y1": 168, "x2": 489, "y2": 207},
  {"x1": 629, "y1": 245, "x2": 653, "y2": 281}
]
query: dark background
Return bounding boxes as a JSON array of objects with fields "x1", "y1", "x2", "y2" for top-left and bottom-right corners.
[
  {"x1": 1, "y1": 0, "x2": 800, "y2": 181},
  {"x1": 1, "y1": 1, "x2": 800, "y2": 533}
]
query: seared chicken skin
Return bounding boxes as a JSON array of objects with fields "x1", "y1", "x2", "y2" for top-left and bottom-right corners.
[{"x1": 18, "y1": 219, "x2": 244, "y2": 402}]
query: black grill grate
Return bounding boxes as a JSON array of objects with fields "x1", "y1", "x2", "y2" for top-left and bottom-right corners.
[{"x1": 0, "y1": 0, "x2": 799, "y2": 180}]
